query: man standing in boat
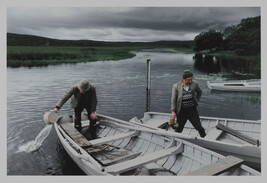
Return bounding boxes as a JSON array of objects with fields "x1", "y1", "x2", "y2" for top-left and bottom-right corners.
[
  {"x1": 51, "y1": 79, "x2": 98, "y2": 139},
  {"x1": 170, "y1": 70, "x2": 206, "y2": 137}
]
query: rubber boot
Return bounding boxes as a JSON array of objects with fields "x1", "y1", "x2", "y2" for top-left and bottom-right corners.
[
  {"x1": 198, "y1": 128, "x2": 206, "y2": 138},
  {"x1": 75, "y1": 124, "x2": 82, "y2": 132},
  {"x1": 74, "y1": 119, "x2": 82, "y2": 132},
  {"x1": 86, "y1": 124, "x2": 97, "y2": 139}
]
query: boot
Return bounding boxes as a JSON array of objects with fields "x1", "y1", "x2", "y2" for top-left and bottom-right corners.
[
  {"x1": 88, "y1": 125, "x2": 97, "y2": 139},
  {"x1": 199, "y1": 128, "x2": 206, "y2": 138},
  {"x1": 75, "y1": 124, "x2": 82, "y2": 132}
]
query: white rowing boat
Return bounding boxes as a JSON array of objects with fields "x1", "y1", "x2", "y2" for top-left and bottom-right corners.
[
  {"x1": 54, "y1": 113, "x2": 260, "y2": 175},
  {"x1": 207, "y1": 79, "x2": 261, "y2": 92},
  {"x1": 132, "y1": 112, "x2": 261, "y2": 169}
]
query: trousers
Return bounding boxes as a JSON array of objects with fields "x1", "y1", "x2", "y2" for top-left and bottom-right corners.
[
  {"x1": 74, "y1": 105, "x2": 97, "y2": 138},
  {"x1": 175, "y1": 107, "x2": 206, "y2": 137}
]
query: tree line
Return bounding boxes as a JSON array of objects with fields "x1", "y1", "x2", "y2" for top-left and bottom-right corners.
[
  {"x1": 194, "y1": 16, "x2": 260, "y2": 56},
  {"x1": 7, "y1": 33, "x2": 194, "y2": 48}
]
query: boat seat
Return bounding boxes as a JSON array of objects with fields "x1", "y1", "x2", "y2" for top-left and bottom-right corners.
[
  {"x1": 87, "y1": 144, "x2": 142, "y2": 166},
  {"x1": 205, "y1": 128, "x2": 223, "y2": 140},
  {"x1": 60, "y1": 122, "x2": 92, "y2": 148},
  {"x1": 216, "y1": 123, "x2": 260, "y2": 146},
  {"x1": 105, "y1": 143, "x2": 184, "y2": 175},
  {"x1": 185, "y1": 156, "x2": 244, "y2": 176},
  {"x1": 89, "y1": 130, "x2": 140, "y2": 147}
]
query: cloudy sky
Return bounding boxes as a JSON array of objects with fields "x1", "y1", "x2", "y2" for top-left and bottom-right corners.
[{"x1": 7, "y1": 7, "x2": 260, "y2": 42}]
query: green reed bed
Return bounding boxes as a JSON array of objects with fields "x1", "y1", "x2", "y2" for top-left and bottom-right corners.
[
  {"x1": 7, "y1": 46, "x2": 142, "y2": 67},
  {"x1": 173, "y1": 47, "x2": 195, "y2": 54}
]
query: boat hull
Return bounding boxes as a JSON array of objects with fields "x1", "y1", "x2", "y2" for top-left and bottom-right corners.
[
  {"x1": 54, "y1": 113, "x2": 260, "y2": 175},
  {"x1": 54, "y1": 120, "x2": 106, "y2": 175},
  {"x1": 136, "y1": 112, "x2": 261, "y2": 170},
  {"x1": 186, "y1": 137, "x2": 261, "y2": 170},
  {"x1": 207, "y1": 79, "x2": 261, "y2": 92}
]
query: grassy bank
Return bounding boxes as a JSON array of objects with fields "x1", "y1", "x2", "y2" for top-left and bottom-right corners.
[
  {"x1": 7, "y1": 45, "x2": 196, "y2": 67},
  {"x1": 7, "y1": 33, "x2": 195, "y2": 67},
  {"x1": 173, "y1": 47, "x2": 195, "y2": 54},
  {"x1": 7, "y1": 46, "x2": 149, "y2": 67},
  {"x1": 7, "y1": 45, "x2": 260, "y2": 67}
]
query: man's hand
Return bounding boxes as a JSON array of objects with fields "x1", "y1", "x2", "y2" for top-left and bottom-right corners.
[
  {"x1": 171, "y1": 111, "x2": 176, "y2": 119},
  {"x1": 51, "y1": 108, "x2": 58, "y2": 113},
  {"x1": 90, "y1": 112, "x2": 96, "y2": 120}
]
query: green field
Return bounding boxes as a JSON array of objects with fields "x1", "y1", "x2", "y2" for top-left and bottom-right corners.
[
  {"x1": 7, "y1": 33, "x2": 196, "y2": 67},
  {"x1": 7, "y1": 45, "x2": 259, "y2": 67},
  {"x1": 7, "y1": 46, "x2": 148, "y2": 67},
  {"x1": 8, "y1": 44, "x2": 199, "y2": 67},
  {"x1": 7, "y1": 33, "x2": 260, "y2": 67}
]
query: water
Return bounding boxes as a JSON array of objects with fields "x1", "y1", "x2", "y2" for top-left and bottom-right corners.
[
  {"x1": 17, "y1": 124, "x2": 53, "y2": 153},
  {"x1": 193, "y1": 54, "x2": 261, "y2": 79},
  {"x1": 7, "y1": 49, "x2": 261, "y2": 175}
]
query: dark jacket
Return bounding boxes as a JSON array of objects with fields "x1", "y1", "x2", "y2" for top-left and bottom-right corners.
[
  {"x1": 56, "y1": 84, "x2": 97, "y2": 112},
  {"x1": 171, "y1": 80, "x2": 202, "y2": 114}
]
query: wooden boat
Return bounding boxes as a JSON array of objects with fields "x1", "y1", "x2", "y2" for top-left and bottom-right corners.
[
  {"x1": 132, "y1": 112, "x2": 261, "y2": 169},
  {"x1": 54, "y1": 113, "x2": 260, "y2": 175},
  {"x1": 207, "y1": 79, "x2": 261, "y2": 92}
]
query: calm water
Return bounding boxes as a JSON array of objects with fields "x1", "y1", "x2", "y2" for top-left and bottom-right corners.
[{"x1": 7, "y1": 49, "x2": 261, "y2": 175}]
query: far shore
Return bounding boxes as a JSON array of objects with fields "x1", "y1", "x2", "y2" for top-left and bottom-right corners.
[{"x1": 7, "y1": 46, "x2": 260, "y2": 67}]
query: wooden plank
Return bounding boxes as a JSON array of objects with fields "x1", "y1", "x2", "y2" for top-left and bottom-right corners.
[
  {"x1": 216, "y1": 123, "x2": 259, "y2": 145},
  {"x1": 60, "y1": 122, "x2": 92, "y2": 148},
  {"x1": 86, "y1": 144, "x2": 141, "y2": 166},
  {"x1": 89, "y1": 131, "x2": 139, "y2": 146},
  {"x1": 101, "y1": 151, "x2": 142, "y2": 166},
  {"x1": 105, "y1": 143, "x2": 184, "y2": 175},
  {"x1": 205, "y1": 128, "x2": 223, "y2": 140},
  {"x1": 185, "y1": 156, "x2": 244, "y2": 176}
]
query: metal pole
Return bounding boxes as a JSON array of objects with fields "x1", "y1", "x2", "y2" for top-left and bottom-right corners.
[
  {"x1": 146, "y1": 59, "x2": 151, "y2": 90},
  {"x1": 146, "y1": 59, "x2": 151, "y2": 112}
]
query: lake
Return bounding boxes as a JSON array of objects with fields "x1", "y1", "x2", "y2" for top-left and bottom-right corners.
[{"x1": 7, "y1": 49, "x2": 261, "y2": 175}]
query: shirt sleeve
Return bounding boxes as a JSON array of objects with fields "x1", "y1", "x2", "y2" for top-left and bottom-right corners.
[
  {"x1": 90, "y1": 87, "x2": 98, "y2": 112},
  {"x1": 56, "y1": 86, "x2": 76, "y2": 109}
]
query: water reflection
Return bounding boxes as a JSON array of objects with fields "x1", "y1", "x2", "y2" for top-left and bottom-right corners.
[
  {"x1": 193, "y1": 54, "x2": 261, "y2": 79},
  {"x1": 146, "y1": 89, "x2": 151, "y2": 112}
]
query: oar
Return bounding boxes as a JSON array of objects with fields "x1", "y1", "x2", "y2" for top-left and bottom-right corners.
[
  {"x1": 99, "y1": 119, "x2": 196, "y2": 140},
  {"x1": 96, "y1": 113, "x2": 159, "y2": 130}
]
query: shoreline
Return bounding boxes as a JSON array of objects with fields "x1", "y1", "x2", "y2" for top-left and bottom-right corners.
[{"x1": 7, "y1": 46, "x2": 260, "y2": 68}]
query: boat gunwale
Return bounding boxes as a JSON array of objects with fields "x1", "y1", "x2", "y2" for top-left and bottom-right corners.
[
  {"x1": 207, "y1": 79, "x2": 261, "y2": 84},
  {"x1": 55, "y1": 122, "x2": 106, "y2": 173},
  {"x1": 144, "y1": 111, "x2": 261, "y2": 124}
]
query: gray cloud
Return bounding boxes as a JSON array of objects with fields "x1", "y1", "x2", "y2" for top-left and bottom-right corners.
[{"x1": 7, "y1": 7, "x2": 260, "y2": 41}]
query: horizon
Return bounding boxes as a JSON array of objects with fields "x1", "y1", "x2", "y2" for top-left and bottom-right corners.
[{"x1": 7, "y1": 32, "x2": 195, "y2": 43}]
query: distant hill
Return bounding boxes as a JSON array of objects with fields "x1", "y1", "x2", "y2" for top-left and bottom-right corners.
[{"x1": 7, "y1": 33, "x2": 194, "y2": 48}]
